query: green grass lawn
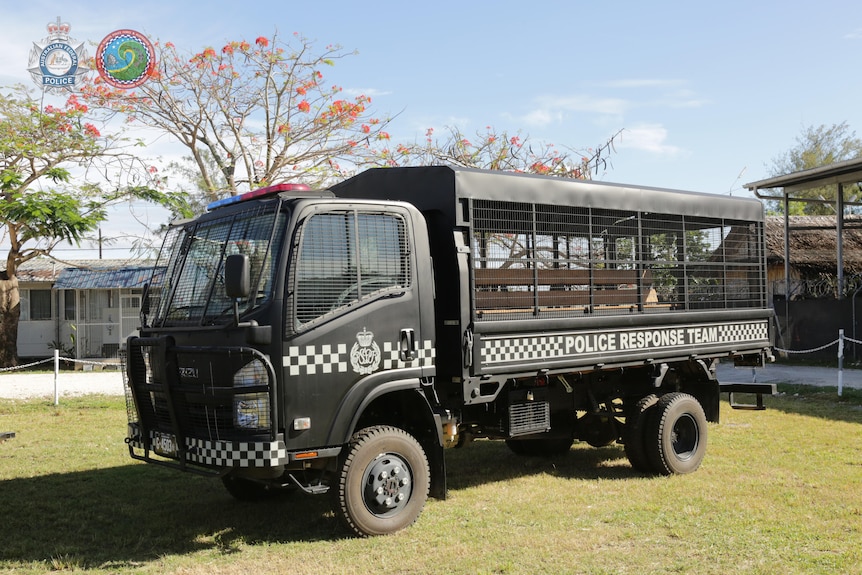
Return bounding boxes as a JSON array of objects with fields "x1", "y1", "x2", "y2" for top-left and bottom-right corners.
[{"x1": 0, "y1": 387, "x2": 860, "y2": 574}]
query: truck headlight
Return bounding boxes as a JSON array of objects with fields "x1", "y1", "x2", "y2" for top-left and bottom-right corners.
[{"x1": 233, "y1": 359, "x2": 271, "y2": 430}]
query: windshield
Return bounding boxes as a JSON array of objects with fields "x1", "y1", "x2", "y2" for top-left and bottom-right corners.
[{"x1": 147, "y1": 202, "x2": 286, "y2": 327}]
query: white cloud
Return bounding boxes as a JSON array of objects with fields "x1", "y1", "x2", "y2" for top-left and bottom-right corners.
[
  {"x1": 617, "y1": 124, "x2": 683, "y2": 156},
  {"x1": 844, "y1": 28, "x2": 862, "y2": 39},
  {"x1": 587, "y1": 79, "x2": 707, "y2": 111},
  {"x1": 658, "y1": 89, "x2": 709, "y2": 109},
  {"x1": 518, "y1": 94, "x2": 629, "y2": 127},
  {"x1": 342, "y1": 87, "x2": 392, "y2": 98},
  {"x1": 598, "y1": 79, "x2": 685, "y2": 89},
  {"x1": 520, "y1": 108, "x2": 560, "y2": 128},
  {"x1": 541, "y1": 94, "x2": 630, "y2": 116},
  {"x1": 2, "y1": 28, "x2": 38, "y2": 84},
  {"x1": 515, "y1": 81, "x2": 706, "y2": 130}
]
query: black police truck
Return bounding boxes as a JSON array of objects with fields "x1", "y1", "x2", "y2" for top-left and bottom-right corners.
[{"x1": 124, "y1": 166, "x2": 774, "y2": 536}]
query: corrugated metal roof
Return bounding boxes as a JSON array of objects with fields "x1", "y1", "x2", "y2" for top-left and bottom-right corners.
[
  {"x1": 15, "y1": 258, "x2": 64, "y2": 282},
  {"x1": 54, "y1": 266, "x2": 158, "y2": 289},
  {"x1": 745, "y1": 156, "x2": 862, "y2": 194},
  {"x1": 13, "y1": 258, "x2": 156, "y2": 285}
]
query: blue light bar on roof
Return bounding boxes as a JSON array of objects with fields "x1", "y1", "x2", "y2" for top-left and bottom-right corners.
[{"x1": 206, "y1": 183, "x2": 312, "y2": 211}]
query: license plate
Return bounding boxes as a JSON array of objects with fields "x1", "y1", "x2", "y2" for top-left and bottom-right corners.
[{"x1": 151, "y1": 431, "x2": 178, "y2": 457}]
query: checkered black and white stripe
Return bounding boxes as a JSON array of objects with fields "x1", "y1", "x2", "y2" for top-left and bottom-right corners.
[
  {"x1": 285, "y1": 343, "x2": 348, "y2": 375},
  {"x1": 717, "y1": 322, "x2": 768, "y2": 342},
  {"x1": 130, "y1": 432, "x2": 289, "y2": 468},
  {"x1": 382, "y1": 340, "x2": 436, "y2": 369},
  {"x1": 185, "y1": 437, "x2": 288, "y2": 468},
  {"x1": 284, "y1": 339, "x2": 435, "y2": 376},
  {"x1": 481, "y1": 335, "x2": 566, "y2": 365}
]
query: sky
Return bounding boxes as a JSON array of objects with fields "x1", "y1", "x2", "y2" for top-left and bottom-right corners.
[{"x1": 2, "y1": 0, "x2": 862, "y2": 259}]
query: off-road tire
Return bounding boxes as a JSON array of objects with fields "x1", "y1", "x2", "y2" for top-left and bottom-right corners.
[
  {"x1": 623, "y1": 394, "x2": 659, "y2": 472},
  {"x1": 334, "y1": 425, "x2": 430, "y2": 537},
  {"x1": 644, "y1": 392, "x2": 708, "y2": 475}
]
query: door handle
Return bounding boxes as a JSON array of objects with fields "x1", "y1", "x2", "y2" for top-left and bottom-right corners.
[{"x1": 399, "y1": 328, "x2": 416, "y2": 362}]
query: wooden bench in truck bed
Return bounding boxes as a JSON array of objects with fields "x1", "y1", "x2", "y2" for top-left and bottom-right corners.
[{"x1": 473, "y1": 267, "x2": 665, "y2": 314}]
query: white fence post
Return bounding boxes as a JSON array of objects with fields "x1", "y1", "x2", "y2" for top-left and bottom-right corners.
[
  {"x1": 53, "y1": 349, "x2": 60, "y2": 406},
  {"x1": 838, "y1": 329, "x2": 845, "y2": 397}
]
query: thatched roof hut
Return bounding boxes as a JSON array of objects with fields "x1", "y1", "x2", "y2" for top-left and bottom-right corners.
[{"x1": 765, "y1": 215, "x2": 862, "y2": 276}]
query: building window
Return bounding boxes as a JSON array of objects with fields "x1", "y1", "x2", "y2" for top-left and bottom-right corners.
[
  {"x1": 88, "y1": 290, "x2": 111, "y2": 320},
  {"x1": 21, "y1": 289, "x2": 53, "y2": 321},
  {"x1": 64, "y1": 290, "x2": 76, "y2": 321},
  {"x1": 121, "y1": 293, "x2": 142, "y2": 320}
]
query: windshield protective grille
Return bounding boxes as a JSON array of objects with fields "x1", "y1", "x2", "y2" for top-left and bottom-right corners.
[
  {"x1": 292, "y1": 211, "x2": 410, "y2": 327},
  {"x1": 150, "y1": 204, "x2": 284, "y2": 327}
]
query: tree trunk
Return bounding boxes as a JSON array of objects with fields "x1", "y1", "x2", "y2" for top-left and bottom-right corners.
[{"x1": 0, "y1": 273, "x2": 20, "y2": 368}]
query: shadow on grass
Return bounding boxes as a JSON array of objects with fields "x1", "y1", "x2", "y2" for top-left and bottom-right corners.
[
  {"x1": 0, "y1": 440, "x2": 640, "y2": 568},
  {"x1": 765, "y1": 384, "x2": 862, "y2": 425},
  {"x1": 445, "y1": 439, "x2": 636, "y2": 492},
  {"x1": 0, "y1": 464, "x2": 339, "y2": 569}
]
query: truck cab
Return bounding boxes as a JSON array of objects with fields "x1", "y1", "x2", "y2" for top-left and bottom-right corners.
[{"x1": 125, "y1": 182, "x2": 441, "y2": 535}]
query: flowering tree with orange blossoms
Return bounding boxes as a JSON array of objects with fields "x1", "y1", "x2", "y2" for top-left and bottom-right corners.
[
  {"x1": 81, "y1": 33, "x2": 391, "y2": 206},
  {"x1": 0, "y1": 86, "x2": 189, "y2": 366},
  {"x1": 367, "y1": 125, "x2": 624, "y2": 276},
  {"x1": 372, "y1": 126, "x2": 623, "y2": 180}
]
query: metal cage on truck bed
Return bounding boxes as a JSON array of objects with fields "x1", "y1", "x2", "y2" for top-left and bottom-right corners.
[
  {"x1": 469, "y1": 199, "x2": 765, "y2": 319},
  {"x1": 331, "y1": 166, "x2": 772, "y2": 383},
  {"x1": 333, "y1": 166, "x2": 766, "y2": 316}
]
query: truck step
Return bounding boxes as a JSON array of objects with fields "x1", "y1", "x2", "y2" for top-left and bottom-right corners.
[{"x1": 719, "y1": 383, "x2": 777, "y2": 410}]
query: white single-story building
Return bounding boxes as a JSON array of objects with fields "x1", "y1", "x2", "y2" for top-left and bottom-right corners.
[{"x1": 16, "y1": 258, "x2": 154, "y2": 360}]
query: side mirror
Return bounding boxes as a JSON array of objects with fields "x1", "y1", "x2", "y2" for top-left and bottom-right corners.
[{"x1": 225, "y1": 254, "x2": 250, "y2": 298}]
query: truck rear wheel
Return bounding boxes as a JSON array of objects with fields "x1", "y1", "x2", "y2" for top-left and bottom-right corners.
[
  {"x1": 334, "y1": 425, "x2": 430, "y2": 537},
  {"x1": 644, "y1": 392, "x2": 707, "y2": 475},
  {"x1": 623, "y1": 394, "x2": 659, "y2": 472}
]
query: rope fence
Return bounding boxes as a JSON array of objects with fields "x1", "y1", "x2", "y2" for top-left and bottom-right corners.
[
  {"x1": 0, "y1": 350, "x2": 121, "y2": 405},
  {"x1": 0, "y1": 356, "x2": 121, "y2": 373},
  {"x1": 3, "y1": 331, "x2": 859, "y2": 404},
  {"x1": 773, "y1": 328, "x2": 858, "y2": 396}
]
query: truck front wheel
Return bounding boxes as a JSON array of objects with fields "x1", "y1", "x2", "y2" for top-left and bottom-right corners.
[
  {"x1": 334, "y1": 425, "x2": 430, "y2": 537},
  {"x1": 645, "y1": 392, "x2": 707, "y2": 475}
]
